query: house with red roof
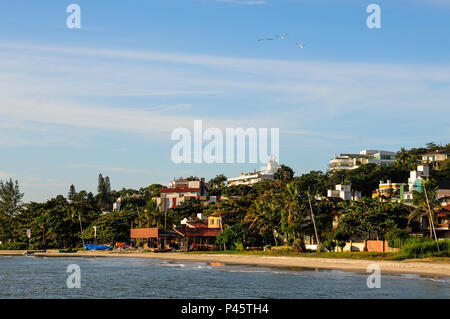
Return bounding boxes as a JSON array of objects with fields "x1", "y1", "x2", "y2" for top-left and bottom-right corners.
[
  {"x1": 154, "y1": 177, "x2": 208, "y2": 211},
  {"x1": 174, "y1": 216, "x2": 223, "y2": 251}
]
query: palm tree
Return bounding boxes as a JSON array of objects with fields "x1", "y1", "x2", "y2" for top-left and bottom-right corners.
[
  {"x1": 409, "y1": 178, "x2": 439, "y2": 239},
  {"x1": 134, "y1": 199, "x2": 163, "y2": 228},
  {"x1": 245, "y1": 193, "x2": 281, "y2": 245},
  {"x1": 279, "y1": 182, "x2": 313, "y2": 245}
]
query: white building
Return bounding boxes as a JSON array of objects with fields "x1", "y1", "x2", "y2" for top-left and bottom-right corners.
[
  {"x1": 327, "y1": 184, "x2": 362, "y2": 201},
  {"x1": 227, "y1": 157, "x2": 281, "y2": 186},
  {"x1": 329, "y1": 149, "x2": 396, "y2": 171},
  {"x1": 372, "y1": 180, "x2": 407, "y2": 202},
  {"x1": 420, "y1": 150, "x2": 450, "y2": 170},
  {"x1": 112, "y1": 193, "x2": 141, "y2": 212},
  {"x1": 154, "y1": 178, "x2": 208, "y2": 212},
  {"x1": 403, "y1": 165, "x2": 430, "y2": 200},
  {"x1": 113, "y1": 198, "x2": 121, "y2": 212}
]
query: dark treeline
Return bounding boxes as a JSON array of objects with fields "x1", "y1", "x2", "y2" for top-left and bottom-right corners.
[{"x1": 0, "y1": 142, "x2": 449, "y2": 250}]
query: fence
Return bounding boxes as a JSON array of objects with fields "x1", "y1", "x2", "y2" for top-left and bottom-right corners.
[{"x1": 336, "y1": 240, "x2": 399, "y2": 252}]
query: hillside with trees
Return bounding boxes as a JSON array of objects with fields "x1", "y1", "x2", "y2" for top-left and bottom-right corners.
[{"x1": 0, "y1": 143, "x2": 448, "y2": 251}]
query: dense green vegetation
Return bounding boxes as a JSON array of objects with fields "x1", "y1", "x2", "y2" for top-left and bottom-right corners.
[
  {"x1": 0, "y1": 142, "x2": 449, "y2": 257},
  {"x1": 0, "y1": 174, "x2": 165, "y2": 249},
  {"x1": 394, "y1": 238, "x2": 450, "y2": 259}
]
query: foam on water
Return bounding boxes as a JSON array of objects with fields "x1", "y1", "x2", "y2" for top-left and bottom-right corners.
[{"x1": 0, "y1": 256, "x2": 448, "y2": 299}]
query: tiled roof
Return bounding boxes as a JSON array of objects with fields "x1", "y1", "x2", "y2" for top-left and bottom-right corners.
[
  {"x1": 421, "y1": 150, "x2": 450, "y2": 156},
  {"x1": 174, "y1": 227, "x2": 221, "y2": 237},
  {"x1": 130, "y1": 228, "x2": 178, "y2": 238},
  {"x1": 186, "y1": 220, "x2": 209, "y2": 228},
  {"x1": 160, "y1": 187, "x2": 200, "y2": 193}
]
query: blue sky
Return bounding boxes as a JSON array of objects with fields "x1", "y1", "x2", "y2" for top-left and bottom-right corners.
[{"x1": 0, "y1": 0, "x2": 449, "y2": 202}]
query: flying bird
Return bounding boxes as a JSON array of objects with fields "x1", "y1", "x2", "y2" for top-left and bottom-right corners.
[
  {"x1": 276, "y1": 33, "x2": 289, "y2": 40},
  {"x1": 258, "y1": 37, "x2": 274, "y2": 41},
  {"x1": 296, "y1": 42, "x2": 306, "y2": 48}
]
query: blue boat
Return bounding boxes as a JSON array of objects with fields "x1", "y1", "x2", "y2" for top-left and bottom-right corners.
[{"x1": 84, "y1": 244, "x2": 113, "y2": 251}]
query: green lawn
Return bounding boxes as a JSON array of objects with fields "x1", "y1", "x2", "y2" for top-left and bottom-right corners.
[
  {"x1": 185, "y1": 249, "x2": 450, "y2": 262},
  {"x1": 186, "y1": 249, "x2": 394, "y2": 260}
]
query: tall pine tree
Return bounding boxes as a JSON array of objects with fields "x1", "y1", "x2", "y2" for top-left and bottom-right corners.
[
  {"x1": 0, "y1": 178, "x2": 24, "y2": 217},
  {"x1": 97, "y1": 174, "x2": 111, "y2": 211},
  {"x1": 68, "y1": 185, "x2": 77, "y2": 202}
]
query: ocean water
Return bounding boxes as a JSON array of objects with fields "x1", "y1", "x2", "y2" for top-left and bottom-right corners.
[{"x1": 0, "y1": 256, "x2": 448, "y2": 299}]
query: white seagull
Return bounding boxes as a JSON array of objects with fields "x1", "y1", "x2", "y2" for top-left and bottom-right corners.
[
  {"x1": 258, "y1": 37, "x2": 274, "y2": 41},
  {"x1": 296, "y1": 42, "x2": 306, "y2": 48},
  {"x1": 276, "y1": 33, "x2": 289, "y2": 40}
]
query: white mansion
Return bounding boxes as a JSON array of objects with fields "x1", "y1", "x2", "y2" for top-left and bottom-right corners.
[{"x1": 227, "y1": 157, "x2": 281, "y2": 186}]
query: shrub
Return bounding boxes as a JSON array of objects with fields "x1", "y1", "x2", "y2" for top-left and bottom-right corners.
[
  {"x1": 337, "y1": 241, "x2": 346, "y2": 251},
  {"x1": 29, "y1": 242, "x2": 45, "y2": 250},
  {"x1": 322, "y1": 240, "x2": 336, "y2": 252},
  {"x1": 400, "y1": 239, "x2": 450, "y2": 258},
  {"x1": 292, "y1": 238, "x2": 306, "y2": 252},
  {"x1": 333, "y1": 230, "x2": 350, "y2": 242},
  {"x1": 386, "y1": 228, "x2": 410, "y2": 248},
  {"x1": 264, "y1": 244, "x2": 272, "y2": 251},
  {"x1": 0, "y1": 242, "x2": 28, "y2": 250},
  {"x1": 317, "y1": 243, "x2": 327, "y2": 252},
  {"x1": 233, "y1": 242, "x2": 244, "y2": 251}
]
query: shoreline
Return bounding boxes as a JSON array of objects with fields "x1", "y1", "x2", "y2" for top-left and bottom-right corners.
[{"x1": 1, "y1": 250, "x2": 449, "y2": 278}]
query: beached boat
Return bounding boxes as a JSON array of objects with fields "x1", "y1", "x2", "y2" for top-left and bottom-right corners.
[
  {"x1": 23, "y1": 250, "x2": 46, "y2": 256},
  {"x1": 152, "y1": 248, "x2": 172, "y2": 253},
  {"x1": 84, "y1": 244, "x2": 113, "y2": 251},
  {"x1": 59, "y1": 249, "x2": 78, "y2": 253}
]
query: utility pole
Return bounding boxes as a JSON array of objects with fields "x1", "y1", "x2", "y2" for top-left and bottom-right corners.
[
  {"x1": 78, "y1": 211, "x2": 85, "y2": 247},
  {"x1": 307, "y1": 192, "x2": 320, "y2": 246},
  {"x1": 26, "y1": 229, "x2": 31, "y2": 250},
  {"x1": 220, "y1": 217, "x2": 226, "y2": 251},
  {"x1": 424, "y1": 187, "x2": 439, "y2": 252},
  {"x1": 164, "y1": 207, "x2": 167, "y2": 230},
  {"x1": 93, "y1": 226, "x2": 97, "y2": 250}
]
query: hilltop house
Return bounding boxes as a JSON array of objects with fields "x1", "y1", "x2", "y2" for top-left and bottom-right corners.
[
  {"x1": 403, "y1": 165, "x2": 430, "y2": 200},
  {"x1": 113, "y1": 193, "x2": 142, "y2": 212},
  {"x1": 372, "y1": 180, "x2": 407, "y2": 202},
  {"x1": 329, "y1": 149, "x2": 396, "y2": 171},
  {"x1": 153, "y1": 177, "x2": 208, "y2": 212},
  {"x1": 227, "y1": 156, "x2": 281, "y2": 186},
  {"x1": 327, "y1": 184, "x2": 362, "y2": 201},
  {"x1": 420, "y1": 150, "x2": 450, "y2": 170}
]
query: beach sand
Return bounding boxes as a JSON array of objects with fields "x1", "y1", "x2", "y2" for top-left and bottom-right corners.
[{"x1": 1, "y1": 250, "x2": 449, "y2": 277}]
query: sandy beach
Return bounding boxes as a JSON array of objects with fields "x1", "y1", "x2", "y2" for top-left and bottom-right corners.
[{"x1": 1, "y1": 249, "x2": 449, "y2": 277}]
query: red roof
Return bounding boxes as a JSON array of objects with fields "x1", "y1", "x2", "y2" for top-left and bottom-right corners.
[
  {"x1": 130, "y1": 228, "x2": 178, "y2": 238},
  {"x1": 160, "y1": 187, "x2": 200, "y2": 193},
  {"x1": 174, "y1": 227, "x2": 221, "y2": 237},
  {"x1": 186, "y1": 220, "x2": 209, "y2": 228}
]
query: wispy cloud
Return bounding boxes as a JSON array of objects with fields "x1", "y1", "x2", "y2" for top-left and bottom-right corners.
[
  {"x1": 70, "y1": 164, "x2": 157, "y2": 174},
  {"x1": 213, "y1": 0, "x2": 268, "y2": 5},
  {"x1": 0, "y1": 42, "x2": 449, "y2": 148},
  {"x1": 22, "y1": 183, "x2": 70, "y2": 187}
]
